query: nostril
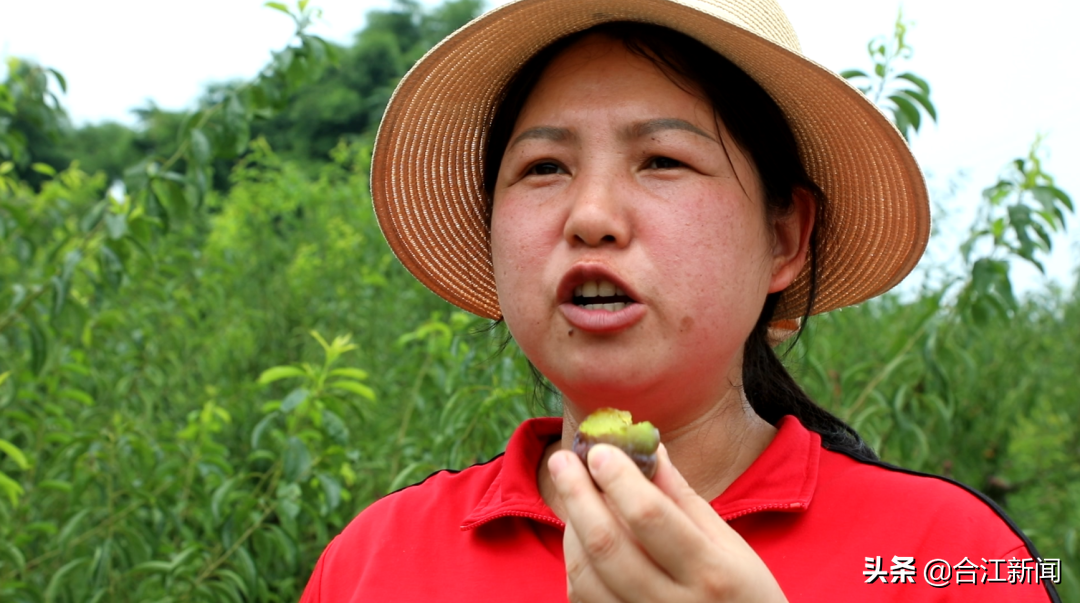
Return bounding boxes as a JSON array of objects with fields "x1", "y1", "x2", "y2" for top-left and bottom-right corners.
[{"x1": 601, "y1": 234, "x2": 616, "y2": 243}]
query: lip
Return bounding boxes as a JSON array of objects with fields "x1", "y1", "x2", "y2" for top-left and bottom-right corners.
[{"x1": 557, "y1": 264, "x2": 647, "y2": 334}]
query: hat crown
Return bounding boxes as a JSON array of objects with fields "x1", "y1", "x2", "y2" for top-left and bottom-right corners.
[{"x1": 691, "y1": 0, "x2": 801, "y2": 53}]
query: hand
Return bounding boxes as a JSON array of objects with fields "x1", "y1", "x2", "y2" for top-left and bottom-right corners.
[{"x1": 548, "y1": 443, "x2": 788, "y2": 603}]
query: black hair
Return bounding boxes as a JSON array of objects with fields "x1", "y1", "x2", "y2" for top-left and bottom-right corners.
[{"x1": 482, "y1": 22, "x2": 877, "y2": 462}]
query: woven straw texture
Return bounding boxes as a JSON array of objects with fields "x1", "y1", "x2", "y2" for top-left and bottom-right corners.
[{"x1": 371, "y1": 0, "x2": 930, "y2": 321}]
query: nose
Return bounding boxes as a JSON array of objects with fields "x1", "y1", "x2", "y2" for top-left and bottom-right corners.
[{"x1": 562, "y1": 169, "x2": 632, "y2": 249}]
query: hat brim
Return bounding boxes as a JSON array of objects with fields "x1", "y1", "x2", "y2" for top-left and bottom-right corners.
[{"x1": 371, "y1": 0, "x2": 930, "y2": 321}]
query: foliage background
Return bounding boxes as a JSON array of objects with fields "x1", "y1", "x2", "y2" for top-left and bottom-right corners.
[{"x1": 0, "y1": 1, "x2": 1076, "y2": 601}]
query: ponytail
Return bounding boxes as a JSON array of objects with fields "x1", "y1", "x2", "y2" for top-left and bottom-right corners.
[{"x1": 743, "y1": 291, "x2": 878, "y2": 462}]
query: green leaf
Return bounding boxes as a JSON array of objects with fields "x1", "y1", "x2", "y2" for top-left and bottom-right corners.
[
  {"x1": 103, "y1": 211, "x2": 127, "y2": 240},
  {"x1": 1032, "y1": 184, "x2": 1074, "y2": 214},
  {"x1": 211, "y1": 476, "x2": 238, "y2": 523},
  {"x1": 328, "y1": 367, "x2": 369, "y2": 381},
  {"x1": 310, "y1": 330, "x2": 331, "y2": 353},
  {"x1": 0, "y1": 471, "x2": 24, "y2": 505},
  {"x1": 264, "y1": 1, "x2": 291, "y2": 15},
  {"x1": 80, "y1": 200, "x2": 108, "y2": 233},
  {"x1": 233, "y1": 545, "x2": 258, "y2": 593},
  {"x1": 257, "y1": 365, "x2": 306, "y2": 384},
  {"x1": 889, "y1": 94, "x2": 922, "y2": 132},
  {"x1": 31, "y1": 162, "x2": 57, "y2": 176},
  {"x1": 320, "y1": 409, "x2": 349, "y2": 444},
  {"x1": 44, "y1": 557, "x2": 90, "y2": 603},
  {"x1": 991, "y1": 217, "x2": 1005, "y2": 239},
  {"x1": 51, "y1": 274, "x2": 68, "y2": 318},
  {"x1": 328, "y1": 380, "x2": 375, "y2": 401},
  {"x1": 144, "y1": 188, "x2": 170, "y2": 233},
  {"x1": 27, "y1": 314, "x2": 47, "y2": 376},
  {"x1": 167, "y1": 545, "x2": 201, "y2": 572},
  {"x1": 58, "y1": 508, "x2": 92, "y2": 548},
  {"x1": 99, "y1": 245, "x2": 124, "y2": 290},
  {"x1": 891, "y1": 106, "x2": 912, "y2": 141},
  {"x1": 896, "y1": 71, "x2": 930, "y2": 94},
  {"x1": 189, "y1": 128, "x2": 212, "y2": 165},
  {"x1": 283, "y1": 436, "x2": 312, "y2": 482},
  {"x1": 0, "y1": 540, "x2": 26, "y2": 572},
  {"x1": 216, "y1": 569, "x2": 250, "y2": 600},
  {"x1": 59, "y1": 387, "x2": 94, "y2": 407},
  {"x1": 280, "y1": 387, "x2": 309, "y2": 413},
  {"x1": 38, "y1": 479, "x2": 73, "y2": 492},
  {"x1": 898, "y1": 88, "x2": 936, "y2": 121},
  {"x1": 156, "y1": 178, "x2": 189, "y2": 220},
  {"x1": 0, "y1": 439, "x2": 30, "y2": 470},
  {"x1": 130, "y1": 560, "x2": 173, "y2": 574},
  {"x1": 840, "y1": 69, "x2": 869, "y2": 80},
  {"x1": 61, "y1": 249, "x2": 82, "y2": 282},
  {"x1": 48, "y1": 68, "x2": 68, "y2": 93},
  {"x1": 251, "y1": 412, "x2": 278, "y2": 449},
  {"x1": 1030, "y1": 221, "x2": 1052, "y2": 252},
  {"x1": 315, "y1": 471, "x2": 342, "y2": 511}
]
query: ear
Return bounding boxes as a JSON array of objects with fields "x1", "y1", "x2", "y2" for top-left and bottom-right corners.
[{"x1": 767, "y1": 187, "x2": 816, "y2": 294}]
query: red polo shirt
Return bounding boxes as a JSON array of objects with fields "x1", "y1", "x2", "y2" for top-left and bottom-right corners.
[{"x1": 299, "y1": 416, "x2": 1059, "y2": 601}]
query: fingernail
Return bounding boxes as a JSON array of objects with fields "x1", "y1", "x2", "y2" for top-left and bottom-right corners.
[
  {"x1": 588, "y1": 445, "x2": 610, "y2": 471},
  {"x1": 657, "y1": 443, "x2": 669, "y2": 464},
  {"x1": 549, "y1": 452, "x2": 568, "y2": 478}
]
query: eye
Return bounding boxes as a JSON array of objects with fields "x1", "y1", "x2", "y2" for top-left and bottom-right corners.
[
  {"x1": 526, "y1": 161, "x2": 566, "y2": 176},
  {"x1": 646, "y1": 156, "x2": 684, "y2": 170}
]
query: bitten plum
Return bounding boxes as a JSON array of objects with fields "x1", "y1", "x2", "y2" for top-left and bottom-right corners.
[{"x1": 572, "y1": 408, "x2": 660, "y2": 479}]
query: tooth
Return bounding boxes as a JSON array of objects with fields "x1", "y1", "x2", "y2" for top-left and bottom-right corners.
[
  {"x1": 584, "y1": 303, "x2": 602, "y2": 310},
  {"x1": 582, "y1": 281, "x2": 598, "y2": 297},
  {"x1": 598, "y1": 281, "x2": 615, "y2": 297},
  {"x1": 602, "y1": 303, "x2": 616, "y2": 311},
  {"x1": 615, "y1": 286, "x2": 625, "y2": 296},
  {"x1": 611, "y1": 302, "x2": 626, "y2": 311},
  {"x1": 574, "y1": 285, "x2": 583, "y2": 297}
]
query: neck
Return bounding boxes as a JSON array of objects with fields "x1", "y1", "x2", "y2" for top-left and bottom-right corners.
[{"x1": 538, "y1": 386, "x2": 777, "y2": 520}]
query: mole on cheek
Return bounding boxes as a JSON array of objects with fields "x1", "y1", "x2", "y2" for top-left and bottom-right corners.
[{"x1": 680, "y1": 315, "x2": 694, "y2": 333}]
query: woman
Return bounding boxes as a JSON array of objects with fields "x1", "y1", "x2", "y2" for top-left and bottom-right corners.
[{"x1": 300, "y1": 0, "x2": 1058, "y2": 601}]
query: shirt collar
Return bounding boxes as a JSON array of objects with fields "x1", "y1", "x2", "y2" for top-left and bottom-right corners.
[{"x1": 461, "y1": 414, "x2": 819, "y2": 531}]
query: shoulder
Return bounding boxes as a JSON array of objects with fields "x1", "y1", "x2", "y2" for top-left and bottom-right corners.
[
  {"x1": 816, "y1": 447, "x2": 1035, "y2": 558},
  {"x1": 299, "y1": 455, "x2": 509, "y2": 602},
  {"x1": 343, "y1": 453, "x2": 507, "y2": 538}
]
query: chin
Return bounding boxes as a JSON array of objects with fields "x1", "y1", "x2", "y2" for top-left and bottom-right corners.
[{"x1": 547, "y1": 357, "x2": 669, "y2": 414}]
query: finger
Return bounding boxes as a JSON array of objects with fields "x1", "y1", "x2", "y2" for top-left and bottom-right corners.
[
  {"x1": 651, "y1": 443, "x2": 743, "y2": 544},
  {"x1": 585, "y1": 443, "x2": 716, "y2": 584},
  {"x1": 563, "y1": 520, "x2": 626, "y2": 603},
  {"x1": 550, "y1": 449, "x2": 671, "y2": 602}
]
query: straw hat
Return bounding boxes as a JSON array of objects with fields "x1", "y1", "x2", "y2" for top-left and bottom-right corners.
[{"x1": 370, "y1": 0, "x2": 930, "y2": 322}]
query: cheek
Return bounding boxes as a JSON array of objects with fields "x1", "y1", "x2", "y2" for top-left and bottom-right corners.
[
  {"x1": 490, "y1": 201, "x2": 551, "y2": 328},
  {"x1": 645, "y1": 188, "x2": 773, "y2": 316}
]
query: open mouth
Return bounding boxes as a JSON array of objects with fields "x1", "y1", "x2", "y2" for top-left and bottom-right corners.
[{"x1": 572, "y1": 279, "x2": 638, "y2": 311}]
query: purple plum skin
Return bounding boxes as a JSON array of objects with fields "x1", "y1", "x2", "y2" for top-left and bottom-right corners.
[{"x1": 571, "y1": 430, "x2": 658, "y2": 480}]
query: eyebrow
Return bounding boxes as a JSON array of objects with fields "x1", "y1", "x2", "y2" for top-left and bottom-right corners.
[
  {"x1": 509, "y1": 126, "x2": 574, "y2": 148},
  {"x1": 507, "y1": 118, "x2": 717, "y2": 149},
  {"x1": 629, "y1": 118, "x2": 717, "y2": 142}
]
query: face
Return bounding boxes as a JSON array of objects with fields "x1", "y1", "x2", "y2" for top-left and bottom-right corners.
[{"x1": 490, "y1": 34, "x2": 809, "y2": 430}]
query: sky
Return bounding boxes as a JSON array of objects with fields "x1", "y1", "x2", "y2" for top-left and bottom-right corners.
[{"x1": 2, "y1": 0, "x2": 1077, "y2": 296}]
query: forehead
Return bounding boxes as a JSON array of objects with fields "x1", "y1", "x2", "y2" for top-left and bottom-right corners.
[{"x1": 515, "y1": 33, "x2": 715, "y2": 126}]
